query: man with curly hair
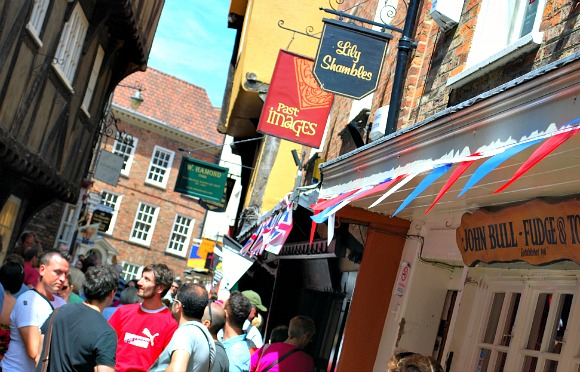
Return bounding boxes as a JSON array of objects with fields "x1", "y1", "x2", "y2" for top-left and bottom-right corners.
[{"x1": 109, "y1": 264, "x2": 178, "y2": 372}]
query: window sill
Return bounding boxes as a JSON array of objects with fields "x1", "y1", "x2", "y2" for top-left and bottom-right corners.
[
  {"x1": 165, "y1": 251, "x2": 187, "y2": 260},
  {"x1": 25, "y1": 23, "x2": 43, "y2": 49},
  {"x1": 144, "y1": 180, "x2": 168, "y2": 190},
  {"x1": 447, "y1": 32, "x2": 543, "y2": 89},
  {"x1": 51, "y1": 64, "x2": 75, "y2": 93},
  {"x1": 128, "y1": 239, "x2": 151, "y2": 249}
]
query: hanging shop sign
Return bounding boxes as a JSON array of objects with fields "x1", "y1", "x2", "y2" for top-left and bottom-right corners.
[
  {"x1": 174, "y1": 157, "x2": 228, "y2": 202},
  {"x1": 198, "y1": 177, "x2": 236, "y2": 212},
  {"x1": 188, "y1": 238, "x2": 216, "y2": 271},
  {"x1": 456, "y1": 199, "x2": 580, "y2": 266},
  {"x1": 313, "y1": 19, "x2": 392, "y2": 99},
  {"x1": 257, "y1": 50, "x2": 333, "y2": 148},
  {"x1": 94, "y1": 150, "x2": 124, "y2": 186},
  {"x1": 90, "y1": 209, "x2": 113, "y2": 233}
]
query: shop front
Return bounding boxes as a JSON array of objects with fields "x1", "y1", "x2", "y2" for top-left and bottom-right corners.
[{"x1": 316, "y1": 54, "x2": 580, "y2": 370}]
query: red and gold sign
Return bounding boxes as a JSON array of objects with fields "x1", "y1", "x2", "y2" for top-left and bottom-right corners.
[
  {"x1": 457, "y1": 199, "x2": 580, "y2": 266},
  {"x1": 257, "y1": 50, "x2": 334, "y2": 148}
]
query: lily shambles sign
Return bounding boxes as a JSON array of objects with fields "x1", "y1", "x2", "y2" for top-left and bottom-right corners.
[
  {"x1": 313, "y1": 19, "x2": 392, "y2": 99},
  {"x1": 175, "y1": 158, "x2": 228, "y2": 202},
  {"x1": 456, "y1": 199, "x2": 580, "y2": 266}
]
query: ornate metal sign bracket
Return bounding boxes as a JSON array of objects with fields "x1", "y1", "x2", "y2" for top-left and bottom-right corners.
[{"x1": 277, "y1": 20, "x2": 321, "y2": 40}]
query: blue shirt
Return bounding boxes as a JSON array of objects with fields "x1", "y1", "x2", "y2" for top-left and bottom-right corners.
[{"x1": 222, "y1": 334, "x2": 251, "y2": 372}]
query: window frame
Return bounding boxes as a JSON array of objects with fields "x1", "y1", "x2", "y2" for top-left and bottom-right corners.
[
  {"x1": 467, "y1": 276, "x2": 580, "y2": 372},
  {"x1": 81, "y1": 45, "x2": 104, "y2": 116},
  {"x1": 129, "y1": 202, "x2": 159, "y2": 246},
  {"x1": 145, "y1": 145, "x2": 175, "y2": 189},
  {"x1": 26, "y1": 0, "x2": 50, "y2": 47},
  {"x1": 448, "y1": 0, "x2": 546, "y2": 88},
  {"x1": 121, "y1": 262, "x2": 143, "y2": 282},
  {"x1": 99, "y1": 190, "x2": 123, "y2": 235},
  {"x1": 52, "y1": 2, "x2": 88, "y2": 89},
  {"x1": 166, "y1": 214, "x2": 195, "y2": 257},
  {"x1": 113, "y1": 135, "x2": 139, "y2": 177}
]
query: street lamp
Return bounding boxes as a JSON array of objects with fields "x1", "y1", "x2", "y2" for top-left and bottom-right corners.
[{"x1": 117, "y1": 83, "x2": 145, "y2": 110}]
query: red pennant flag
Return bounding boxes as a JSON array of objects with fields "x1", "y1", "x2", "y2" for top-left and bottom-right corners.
[
  {"x1": 494, "y1": 127, "x2": 580, "y2": 194},
  {"x1": 310, "y1": 189, "x2": 360, "y2": 211},
  {"x1": 425, "y1": 155, "x2": 480, "y2": 214}
]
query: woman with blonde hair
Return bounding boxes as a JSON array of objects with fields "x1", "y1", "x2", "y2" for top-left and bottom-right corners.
[{"x1": 388, "y1": 352, "x2": 443, "y2": 372}]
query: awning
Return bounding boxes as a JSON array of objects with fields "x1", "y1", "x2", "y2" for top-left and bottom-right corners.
[{"x1": 316, "y1": 52, "x2": 580, "y2": 221}]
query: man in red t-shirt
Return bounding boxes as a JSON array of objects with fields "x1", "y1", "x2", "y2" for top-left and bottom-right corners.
[
  {"x1": 250, "y1": 316, "x2": 315, "y2": 372},
  {"x1": 109, "y1": 263, "x2": 178, "y2": 372}
]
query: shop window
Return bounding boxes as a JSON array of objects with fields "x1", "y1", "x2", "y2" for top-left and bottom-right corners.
[
  {"x1": 53, "y1": 3, "x2": 88, "y2": 87},
  {"x1": 113, "y1": 135, "x2": 138, "y2": 177},
  {"x1": 471, "y1": 279, "x2": 578, "y2": 371},
  {"x1": 130, "y1": 202, "x2": 159, "y2": 246},
  {"x1": 145, "y1": 146, "x2": 174, "y2": 188},
  {"x1": 122, "y1": 262, "x2": 143, "y2": 281},
  {"x1": 166, "y1": 214, "x2": 194, "y2": 257}
]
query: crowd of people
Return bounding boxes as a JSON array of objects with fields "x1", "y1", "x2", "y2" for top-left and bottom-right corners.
[
  {"x1": 0, "y1": 230, "x2": 444, "y2": 372},
  {"x1": 0, "y1": 231, "x2": 318, "y2": 372}
]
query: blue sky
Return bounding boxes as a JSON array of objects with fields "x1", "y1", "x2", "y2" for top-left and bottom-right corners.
[{"x1": 148, "y1": 1, "x2": 236, "y2": 107}]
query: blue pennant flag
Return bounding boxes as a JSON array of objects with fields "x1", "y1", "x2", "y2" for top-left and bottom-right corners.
[{"x1": 393, "y1": 164, "x2": 452, "y2": 216}]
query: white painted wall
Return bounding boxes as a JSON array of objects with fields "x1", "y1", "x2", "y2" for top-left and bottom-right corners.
[{"x1": 201, "y1": 135, "x2": 242, "y2": 242}]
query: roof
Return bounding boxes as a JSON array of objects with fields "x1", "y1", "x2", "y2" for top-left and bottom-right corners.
[{"x1": 112, "y1": 67, "x2": 224, "y2": 146}]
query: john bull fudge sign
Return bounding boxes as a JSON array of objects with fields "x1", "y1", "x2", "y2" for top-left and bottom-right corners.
[
  {"x1": 456, "y1": 199, "x2": 580, "y2": 266},
  {"x1": 313, "y1": 19, "x2": 392, "y2": 99}
]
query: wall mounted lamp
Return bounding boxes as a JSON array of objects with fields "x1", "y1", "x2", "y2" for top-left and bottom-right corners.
[{"x1": 117, "y1": 82, "x2": 145, "y2": 110}]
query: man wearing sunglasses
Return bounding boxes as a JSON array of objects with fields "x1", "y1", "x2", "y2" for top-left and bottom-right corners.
[{"x1": 149, "y1": 283, "x2": 215, "y2": 372}]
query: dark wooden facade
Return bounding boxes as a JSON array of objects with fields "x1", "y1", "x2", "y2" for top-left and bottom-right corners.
[{"x1": 0, "y1": 0, "x2": 164, "y2": 254}]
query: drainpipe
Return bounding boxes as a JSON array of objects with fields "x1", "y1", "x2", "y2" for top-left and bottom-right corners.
[{"x1": 385, "y1": 0, "x2": 421, "y2": 135}]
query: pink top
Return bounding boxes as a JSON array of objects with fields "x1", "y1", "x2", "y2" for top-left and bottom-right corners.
[
  {"x1": 23, "y1": 261, "x2": 40, "y2": 287},
  {"x1": 250, "y1": 342, "x2": 314, "y2": 372}
]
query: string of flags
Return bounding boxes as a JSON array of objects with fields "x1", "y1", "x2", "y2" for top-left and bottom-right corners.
[
  {"x1": 308, "y1": 118, "x2": 580, "y2": 243},
  {"x1": 240, "y1": 193, "x2": 294, "y2": 257},
  {"x1": 239, "y1": 118, "x2": 580, "y2": 256}
]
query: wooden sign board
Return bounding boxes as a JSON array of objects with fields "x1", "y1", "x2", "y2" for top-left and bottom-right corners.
[{"x1": 456, "y1": 199, "x2": 580, "y2": 266}]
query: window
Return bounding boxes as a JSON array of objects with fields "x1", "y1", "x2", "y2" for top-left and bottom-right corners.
[
  {"x1": 81, "y1": 45, "x2": 104, "y2": 115},
  {"x1": 167, "y1": 214, "x2": 195, "y2": 257},
  {"x1": 0, "y1": 196, "x2": 21, "y2": 253},
  {"x1": 468, "y1": 0, "x2": 545, "y2": 68},
  {"x1": 100, "y1": 190, "x2": 122, "y2": 235},
  {"x1": 449, "y1": 0, "x2": 546, "y2": 87},
  {"x1": 145, "y1": 146, "x2": 175, "y2": 188},
  {"x1": 53, "y1": 3, "x2": 88, "y2": 86},
  {"x1": 27, "y1": 0, "x2": 50, "y2": 44},
  {"x1": 121, "y1": 262, "x2": 143, "y2": 281},
  {"x1": 130, "y1": 202, "x2": 159, "y2": 245},
  {"x1": 470, "y1": 277, "x2": 580, "y2": 371},
  {"x1": 113, "y1": 135, "x2": 138, "y2": 177}
]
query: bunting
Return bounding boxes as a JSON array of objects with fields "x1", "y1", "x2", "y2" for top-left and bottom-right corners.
[
  {"x1": 393, "y1": 164, "x2": 452, "y2": 217},
  {"x1": 458, "y1": 138, "x2": 543, "y2": 197}
]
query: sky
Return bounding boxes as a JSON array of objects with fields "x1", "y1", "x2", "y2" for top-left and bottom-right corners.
[{"x1": 147, "y1": 1, "x2": 236, "y2": 107}]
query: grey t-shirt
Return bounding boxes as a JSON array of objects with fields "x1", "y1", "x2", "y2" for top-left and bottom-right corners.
[{"x1": 149, "y1": 320, "x2": 216, "y2": 372}]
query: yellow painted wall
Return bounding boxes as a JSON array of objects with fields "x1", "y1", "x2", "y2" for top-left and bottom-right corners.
[
  {"x1": 231, "y1": 0, "x2": 328, "y2": 213},
  {"x1": 262, "y1": 140, "x2": 302, "y2": 212},
  {"x1": 226, "y1": 0, "x2": 328, "y2": 123}
]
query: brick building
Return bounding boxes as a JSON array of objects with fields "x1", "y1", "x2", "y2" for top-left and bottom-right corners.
[{"x1": 80, "y1": 68, "x2": 224, "y2": 282}]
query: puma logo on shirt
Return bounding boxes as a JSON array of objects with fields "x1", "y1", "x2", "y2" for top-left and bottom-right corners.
[{"x1": 123, "y1": 328, "x2": 160, "y2": 348}]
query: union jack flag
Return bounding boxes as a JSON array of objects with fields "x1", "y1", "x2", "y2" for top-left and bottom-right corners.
[{"x1": 265, "y1": 202, "x2": 293, "y2": 255}]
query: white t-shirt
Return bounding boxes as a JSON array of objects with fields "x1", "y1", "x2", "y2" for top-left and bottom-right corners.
[{"x1": 0, "y1": 290, "x2": 66, "y2": 371}]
